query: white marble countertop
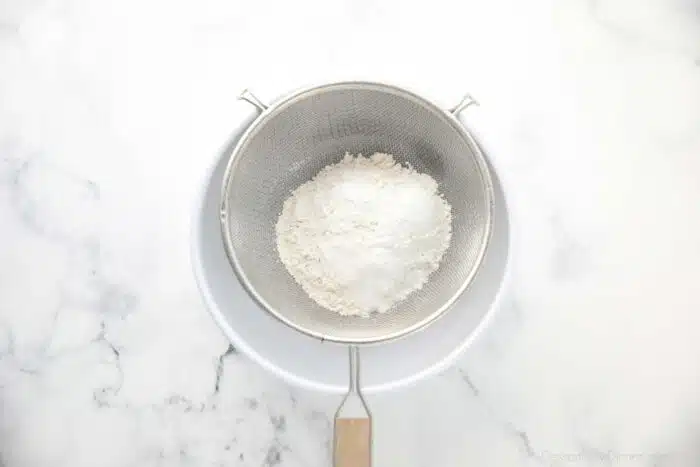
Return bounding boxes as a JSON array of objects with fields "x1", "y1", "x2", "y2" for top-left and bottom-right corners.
[{"x1": 1, "y1": 0, "x2": 699, "y2": 465}]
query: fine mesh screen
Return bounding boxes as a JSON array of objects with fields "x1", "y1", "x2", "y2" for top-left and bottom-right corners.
[{"x1": 221, "y1": 83, "x2": 493, "y2": 343}]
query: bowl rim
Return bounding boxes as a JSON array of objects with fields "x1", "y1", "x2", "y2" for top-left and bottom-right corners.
[{"x1": 190, "y1": 124, "x2": 514, "y2": 394}]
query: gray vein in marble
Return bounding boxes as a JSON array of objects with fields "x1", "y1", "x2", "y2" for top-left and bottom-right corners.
[
  {"x1": 263, "y1": 445, "x2": 282, "y2": 467},
  {"x1": 515, "y1": 429, "x2": 536, "y2": 459},
  {"x1": 213, "y1": 344, "x2": 237, "y2": 395},
  {"x1": 452, "y1": 367, "x2": 538, "y2": 461},
  {"x1": 10, "y1": 157, "x2": 100, "y2": 245},
  {"x1": 0, "y1": 150, "x2": 139, "y2": 394},
  {"x1": 263, "y1": 406, "x2": 292, "y2": 467},
  {"x1": 501, "y1": 422, "x2": 539, "y2": 461},
  {"x1": 456, "y1": 368, "x2": 480, "y2": 397},
  {"x1": 92, "y1": 321, "x2": 124, "y2": 407},
  {"x1": 270, "y1": 414, "x2": 287, "y2": 432},
  {"x1": 453, "y1": 367, "x2": 543, "y2": 460},
  {"x1": 75, "y1": 348, "x2": 328, "y2": 465}
]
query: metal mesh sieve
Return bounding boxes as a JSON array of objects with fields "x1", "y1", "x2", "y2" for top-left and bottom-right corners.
[{"x1": 220, "y1": 82, "x2": 494, "y2": 344}]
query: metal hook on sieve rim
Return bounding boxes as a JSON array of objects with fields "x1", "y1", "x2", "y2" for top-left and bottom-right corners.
[
  {"x1": 450, "y1": 94, "x2": 479, "y2": 116},
  {"x1": 238, "y1": 89, "x2": 268, "y2": 112}
]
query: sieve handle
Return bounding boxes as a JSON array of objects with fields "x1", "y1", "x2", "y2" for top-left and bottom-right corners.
[
  {"x1": 334, "y1": 346, "x2": 372, "y2": 467},
  {"x1": 335, "y1": 418, "x2": 371, "y2": 467}
]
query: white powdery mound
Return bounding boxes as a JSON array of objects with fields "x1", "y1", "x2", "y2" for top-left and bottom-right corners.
[{"x1": 275, "y1": 153, "x2": 452, "y2": 317}]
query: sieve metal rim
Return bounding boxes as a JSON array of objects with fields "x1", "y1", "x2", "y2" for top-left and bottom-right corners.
[{"x1": 220, "y1": 81, "x2": 495, "y2": 345}]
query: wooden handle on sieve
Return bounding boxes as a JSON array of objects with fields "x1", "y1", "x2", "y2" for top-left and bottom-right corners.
[
  {"x1": 334, "y1": 417, "x2": 371, "y2": 467},
  {"x1": 334, "y1": 347, "x2": 372, "y2": 467}
]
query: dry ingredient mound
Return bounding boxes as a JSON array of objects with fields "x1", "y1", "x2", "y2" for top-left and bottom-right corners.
[{"x1": 275, "y1": 153, "x2": 452, "y2": 317}]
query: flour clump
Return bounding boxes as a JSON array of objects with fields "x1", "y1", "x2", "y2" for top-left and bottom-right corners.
[{"x1": 275, "y1": 153, "x2": 452, "y2": 317}]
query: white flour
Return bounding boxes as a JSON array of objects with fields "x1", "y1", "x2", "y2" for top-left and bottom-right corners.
[{"x1": 275, "y1": 153, "x2": 452, "y2": 317}]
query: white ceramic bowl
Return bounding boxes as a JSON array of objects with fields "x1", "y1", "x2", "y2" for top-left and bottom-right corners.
[{"x1": 191, "y1": 106, "x2": 513, "y2": 394}]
